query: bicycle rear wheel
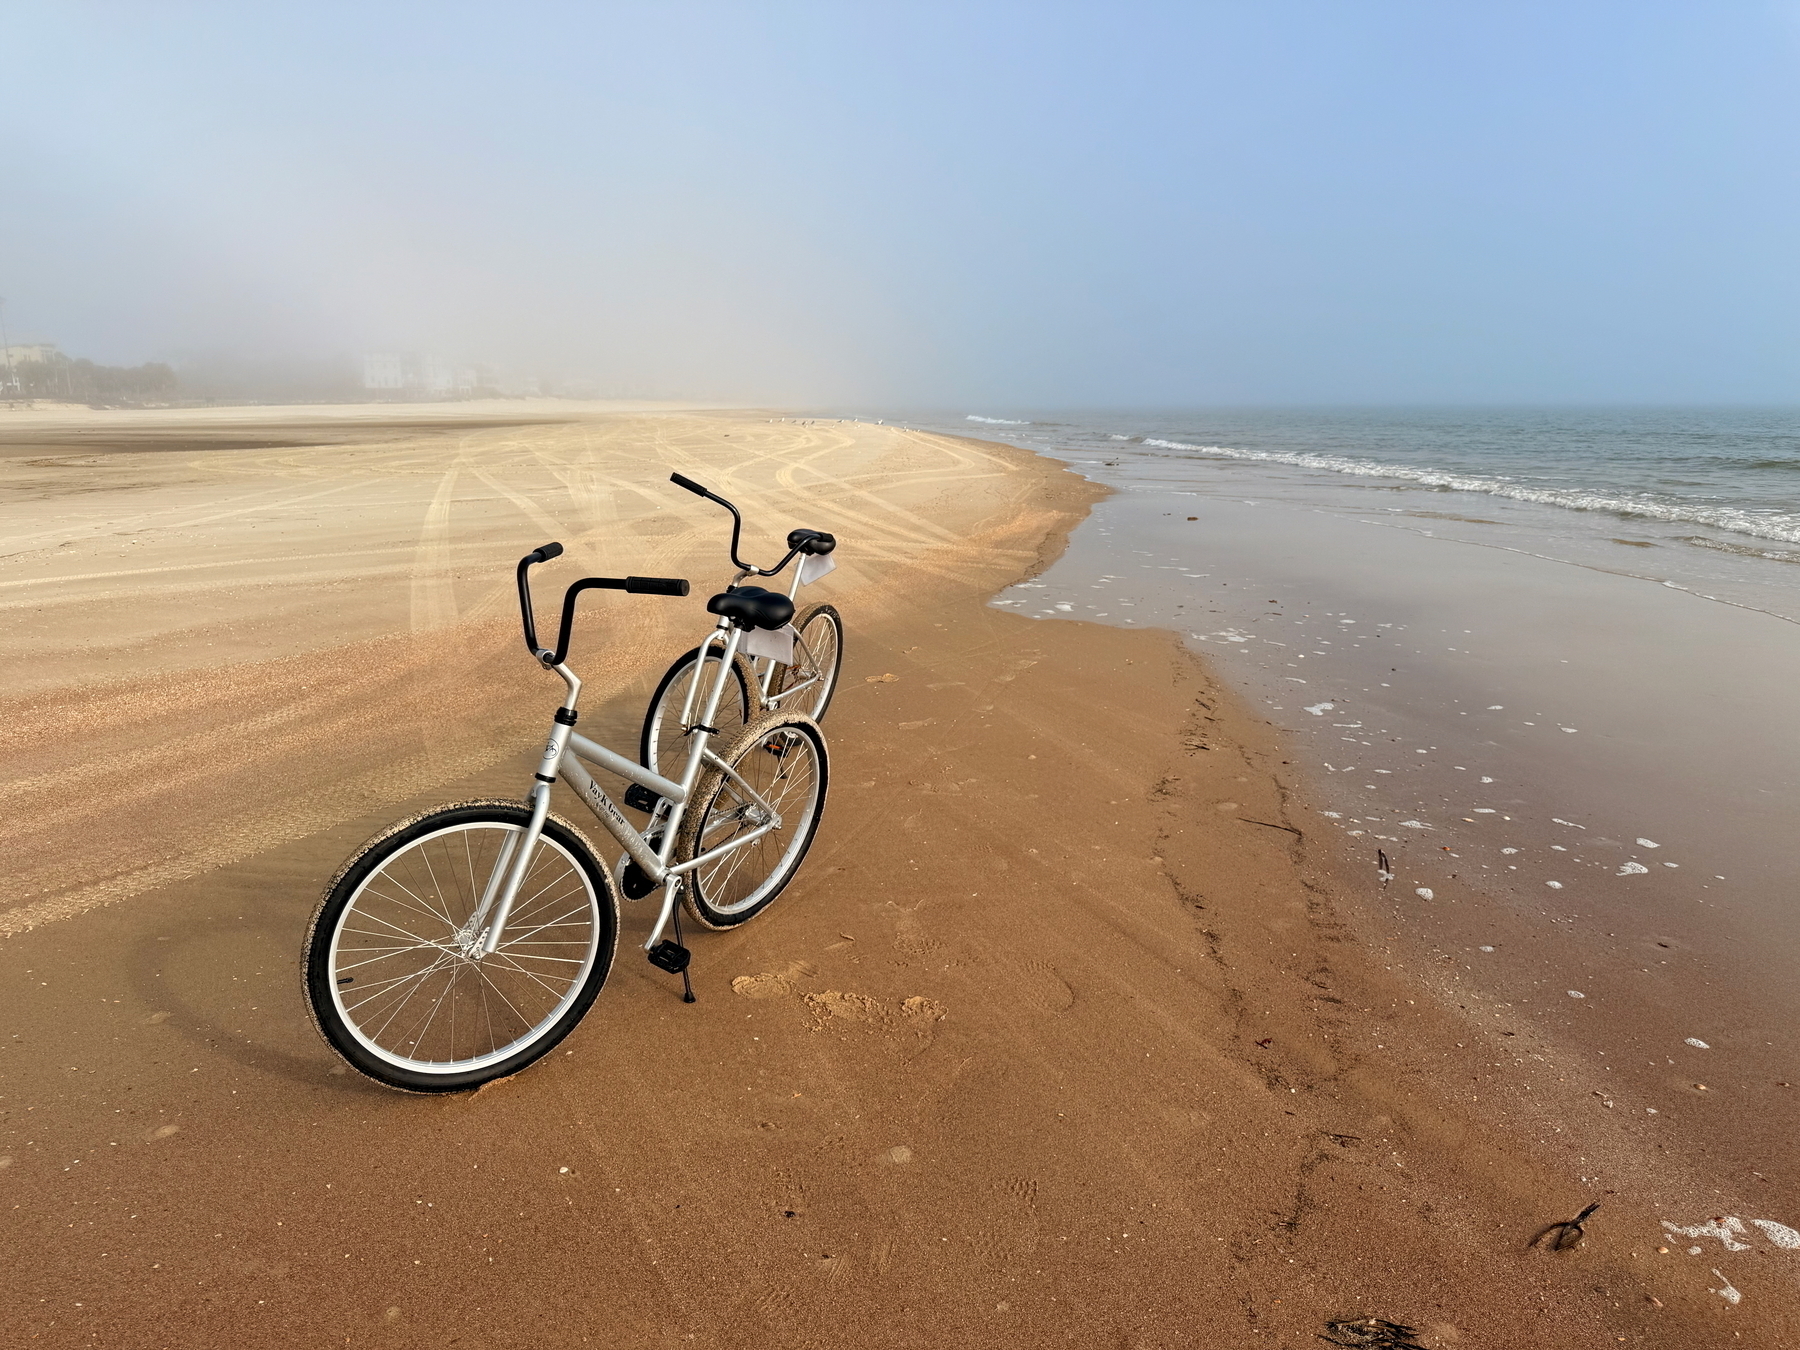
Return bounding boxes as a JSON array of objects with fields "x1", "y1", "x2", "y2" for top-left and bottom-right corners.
[
  {"x1": 768, "y1": 602, "x2": 843, "y2": 722},
  {"x1": 676, "y1": 712, "x2": 829, "y2": 929},
  {"x1": 304, "y1": 801, "x2": 617, "y2": 1093},
  {"x1": 640, "y1": 645, "x2": 753, "y2": 783}
]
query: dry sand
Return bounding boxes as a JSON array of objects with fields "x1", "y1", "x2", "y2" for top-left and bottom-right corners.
[{"x1": 0, "y1": 405, "x2": 1767, "y2": 1345}]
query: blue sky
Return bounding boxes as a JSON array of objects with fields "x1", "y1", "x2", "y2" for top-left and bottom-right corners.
[{"x1": 5, "y1": 1, "x2": 1797, "y2": 403}]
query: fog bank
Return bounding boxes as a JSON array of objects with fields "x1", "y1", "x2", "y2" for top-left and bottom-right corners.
[{"x1": 5, "y1": 2, "x2": 1797, "y2": 405}]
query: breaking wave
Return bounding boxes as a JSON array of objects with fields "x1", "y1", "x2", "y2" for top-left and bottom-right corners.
[
  {"x1": 1139, "y1": 438, "x2": 1800, "y2": 547},
  {"x1": 966, "y1": 415, "x2": 1029, "y2": 425}
]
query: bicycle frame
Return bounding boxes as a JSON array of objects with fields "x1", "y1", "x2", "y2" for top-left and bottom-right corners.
[
  {"x1": 468, "y1": 613, "x2": 785, "y2": 961},
  {"x1": 699, "y1": 560, "x2": 827, "y2": 714}
]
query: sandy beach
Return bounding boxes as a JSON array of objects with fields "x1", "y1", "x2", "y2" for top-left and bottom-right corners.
[{"x1": 0, "y1": 403, "x2": 1782, "y2": 1346}]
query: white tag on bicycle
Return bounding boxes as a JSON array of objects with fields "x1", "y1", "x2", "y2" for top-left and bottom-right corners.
[
  {"x1": 741, "y1": 622, "x2": 797, "y2": 664},
  {"x1": 798, "y1": 553, "x2": 836, "y2": 586}
]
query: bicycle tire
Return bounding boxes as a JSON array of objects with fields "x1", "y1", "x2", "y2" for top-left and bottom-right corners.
[
  {"x1": 676, "y1": 712, "x2": 829, "y2": 929},
  {"x1": 768, "y1": 602, "x2": 843, "y2": 722},
  {"x1": 304, "y1": 800, "x2": 618, "y2": 1093},
  {"x1": 640, "y1": 645, "x2": 754, "y2": 782}
]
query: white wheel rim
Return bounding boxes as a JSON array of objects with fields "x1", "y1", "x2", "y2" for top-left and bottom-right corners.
[
  {"x1": 327, "y1": 822, "x2": 600, "y2": 1075},
  {"x1": 798, "y1": 617, "x2": 840, "y2": 717},
  {"x1": 693, "y1": 727, "x2": 823, "y2": 916}
]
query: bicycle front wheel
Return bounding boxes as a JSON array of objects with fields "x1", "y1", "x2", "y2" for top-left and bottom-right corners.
[
  {"x1": 768, "y1": 602, "x2": 843, "y2": 722},
  {"x1": 676, "y1": 712, "x2": 829, "y2": 929},
  {"x1": 304, "y1": 801, "x2": 618, "y2": 1093},
  {"x1": 640, "y1": 645, "x2": 753, "y2": 783}
]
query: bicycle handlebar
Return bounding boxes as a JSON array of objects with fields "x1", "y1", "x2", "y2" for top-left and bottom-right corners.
[
  {"x1": 516, "y1": 543, "x2": 689, "y2": 666},
  {"x1": 666, "y1": 472, "x2": 836, "y2": 576},
  {"x1": 668, "y1": 472, "x2": 749, "y2": 570}
]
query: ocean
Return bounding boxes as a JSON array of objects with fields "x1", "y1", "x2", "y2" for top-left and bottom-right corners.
[{"x1": 875, "y1": 406, "x2": 1800, "y2": 619}]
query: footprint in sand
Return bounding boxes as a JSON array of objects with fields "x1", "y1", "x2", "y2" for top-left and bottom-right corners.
[
  {"x1": 771, "y1": 1165, "x2": 808, "y2": 1217},
  {"x1": 1001, "y1": 957, "x2": 1075, "y2": 1014},
  {"x1": 800, "y1": 991, "x2": 948, "y2": 1042},
  {"x1": 1003, "y1": 1176, "x2": 1040, "y2": 1209},
  {"x1": 729, "y1": 960, "x2": 817, "y2": 1000},
  {"x1": 890, "y1": 914, "x2": 949, "y2": 959},
  {"x1": 970, "y1": 1177, "x2": 1044, "y2": 1261},
  {"x1": 802, "y1": 990, "x2": 885, "y2": 1024},
  {"x1": 752, "y1": 1284, "x2": 802, "y2": 1323}
]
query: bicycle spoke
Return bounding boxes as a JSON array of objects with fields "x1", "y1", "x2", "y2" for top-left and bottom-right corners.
[
  {"x1": 357, "y1": 951, "x2": 457, "y2": 1034},
  {"x1": 358, "y1": 879, "x2": 463, "y2": 932},
  {"x1": 334, "y1": 943, "x2": 449, "y2": 973},
  {"x1": 413, "y1": 847, "x2": 463, "y2": 928},
  {"x1": 483, "y1": 951, "x2": 576, "y2": 1003},
  {"x1": 404, "y1": 963, "x2": 464, "y2": 1058},
  {"x1": 461, "y1": 960, "x2": 538, "y2": 1034},
  {"x1": 341, "y1": 909, "x2": 449, "y2": 950}
]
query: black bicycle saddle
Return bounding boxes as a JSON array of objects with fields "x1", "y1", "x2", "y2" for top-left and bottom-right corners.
[{"x1": 707, "y1": 586, "x2": 796, "y2": 631}]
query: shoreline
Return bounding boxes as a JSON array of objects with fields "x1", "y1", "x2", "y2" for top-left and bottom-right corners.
[
  {"x1": 0, "y1": 407, "x2": 1776, "y2": 1345},
  {"x1": 975, "y1": 438, "x2": 1800, "y2": 1340}
]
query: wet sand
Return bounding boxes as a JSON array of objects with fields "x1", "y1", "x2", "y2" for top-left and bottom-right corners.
[
  {"x1": 1004, "y1": 484, "x2": 1800, "y2": 1332},
  {"x1": 0, "y1": 405, "x2": 1777, "y2": 1345}
]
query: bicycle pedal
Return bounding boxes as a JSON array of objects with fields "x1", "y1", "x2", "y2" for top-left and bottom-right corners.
[
  {"x1": 620, "y1": 857, "x2": 659, "y2": 900},
  {"x1": 647, "y1": 940, "x2": 691, "y2": 974},
  {"x1": 623, "y1": 783, "x2": 664, "y2": 814}
]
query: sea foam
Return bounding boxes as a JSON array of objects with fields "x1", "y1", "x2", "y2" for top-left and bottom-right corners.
[{"x1": 1138, "y1": 439, "x2": 1800, "y2": 547}]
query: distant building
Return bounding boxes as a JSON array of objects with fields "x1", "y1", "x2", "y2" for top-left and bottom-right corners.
[
  {"x1": 361, "y1": 352, "x2": 499, "y2": 397},
  {"x1": 358, "y1": 354, "x2": 540, "y2": 396},
  {"x1": 362, "y1": 353, "x2": 407, "y2": 390},
  {"x1": 3, "y1": 343, "x2": 61, "y2": 368},
  {"x1": 418, "y1": 355, "x2": 455, "y2": 395}
]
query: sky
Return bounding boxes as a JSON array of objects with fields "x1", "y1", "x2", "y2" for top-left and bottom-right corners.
[{"x1": 5, "y1": 1, "x2": 1799, "y2": 405}]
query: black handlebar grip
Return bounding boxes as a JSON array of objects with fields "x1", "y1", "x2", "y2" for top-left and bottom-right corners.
[
  {"x1": 625, "y1": 576, "x2": 691, "y2": 596},
  {"x1": 527, "y1": 542, "x2": 564, "y2": 564},
  {"x1": 669, "y1": 472, "x2": 709, "y2": 497}
]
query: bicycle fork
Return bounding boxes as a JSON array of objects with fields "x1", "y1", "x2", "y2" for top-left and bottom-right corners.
[{"x1": 465, "y1": 670, "x2": 584, "y2": 958}]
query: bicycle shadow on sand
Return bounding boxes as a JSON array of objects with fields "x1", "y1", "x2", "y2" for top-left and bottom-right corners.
[{"x1": 120, "y1": 822, "x2": 404, "y2": 1100}]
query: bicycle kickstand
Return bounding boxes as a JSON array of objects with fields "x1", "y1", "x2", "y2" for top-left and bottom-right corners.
[
  {"x1": 672, "y1": 903, "x2": 696, "y2": 1004},
  {"x1": 646, "y1": 885, "x2": 697, "y2": 1004}
]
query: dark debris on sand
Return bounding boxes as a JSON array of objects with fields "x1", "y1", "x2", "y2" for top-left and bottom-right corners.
[
  {"x1": 1529, "y1": 1200, "x2": 1601, "y2": 1252},
  {"x1": 1319, "y1": 1318, "x2": 1429, "y2": 1349}
]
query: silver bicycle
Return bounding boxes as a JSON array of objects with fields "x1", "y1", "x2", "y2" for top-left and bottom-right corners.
[
  {"x1": 639, "y1": 472, "x2": 843, "y2": 783},
  {"x1": 304, "y1": 542, "x2": 829, "y2": 1093}
]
